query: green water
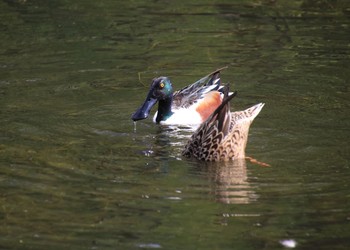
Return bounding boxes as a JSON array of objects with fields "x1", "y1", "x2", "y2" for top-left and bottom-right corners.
[{"x1": 1, "y1": 0, "x2": 350, "y2": 249}]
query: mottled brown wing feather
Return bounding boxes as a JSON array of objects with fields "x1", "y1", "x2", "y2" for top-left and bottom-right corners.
[{"x1": 182, "y1": 86, "x2": 237, "y2": 161}]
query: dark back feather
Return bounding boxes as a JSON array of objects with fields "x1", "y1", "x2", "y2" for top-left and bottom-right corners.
[{"x1": 172, "y1": 67, "x2": 228, "y2": 109}]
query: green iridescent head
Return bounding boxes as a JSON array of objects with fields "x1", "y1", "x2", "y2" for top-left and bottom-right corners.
[{"x1": 131, "y1": 77, "x2": 173, "y2": 121}]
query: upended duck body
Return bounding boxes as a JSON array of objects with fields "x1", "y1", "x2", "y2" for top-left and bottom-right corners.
[{"x1": 182, "y1": 86, "x2": 264, "y2": 161}]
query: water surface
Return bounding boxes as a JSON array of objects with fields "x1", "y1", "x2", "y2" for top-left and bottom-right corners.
[{"x1": 1, "y1": 1, "x2": 350, "y2": 249}]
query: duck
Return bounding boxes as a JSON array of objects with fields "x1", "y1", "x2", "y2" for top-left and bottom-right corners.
[
  {"x1": 182, "y1": 85, "x2": 264, "y2": 161},
  {"x1": 131, "y1": 67, "x2": 229, "y2": 126}
]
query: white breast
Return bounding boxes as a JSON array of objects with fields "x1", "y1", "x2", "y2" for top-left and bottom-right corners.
[{"x1": 153, "y1": 107, "x2": 202, "y2": 126}]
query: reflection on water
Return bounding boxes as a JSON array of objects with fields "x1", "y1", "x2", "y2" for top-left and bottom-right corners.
[
  {"x1": 140, "y1": 126, "x2": 258, "y2": 205},
  {"x1": 195, "y1": 159, "x2": 258, "y2": 204},
  {"x1": 134, "y1": 124, "x2": 195, "y2": 159}
]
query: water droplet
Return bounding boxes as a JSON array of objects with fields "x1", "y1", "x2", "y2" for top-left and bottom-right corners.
[{"x1": 133, "y1": 121, "x2": 137, "y2": 132}]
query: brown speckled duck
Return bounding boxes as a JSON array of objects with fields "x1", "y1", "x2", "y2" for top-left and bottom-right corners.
[{"x1": 182, "y1": 86, "x2": 264, "y2": 161}]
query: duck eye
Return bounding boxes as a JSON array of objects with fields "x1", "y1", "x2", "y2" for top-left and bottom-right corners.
[{"x1": 159, "y1": 82, "x2": 165, "y2": 88}]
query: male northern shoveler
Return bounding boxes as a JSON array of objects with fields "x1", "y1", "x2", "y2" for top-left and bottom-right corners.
[
  {"x1": 182, "y1": 86, "x2": 264, "y2": 161},
  {"x1": 131, "y1": 68, "x2": 228, "y2": 126}
]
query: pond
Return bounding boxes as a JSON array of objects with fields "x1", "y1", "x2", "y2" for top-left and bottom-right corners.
[{"x1": 1, "y1": 0, "x2": 350, "y2": 249}]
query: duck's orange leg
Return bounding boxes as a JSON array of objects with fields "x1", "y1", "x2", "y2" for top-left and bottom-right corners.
[{"x1": 245, "y1": 156, "x2": 271, "y2": 167}]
